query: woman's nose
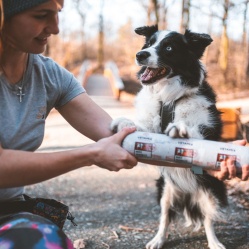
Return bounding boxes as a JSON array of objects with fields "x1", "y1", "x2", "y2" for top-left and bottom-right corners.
[{"x1": 45, "y1": 15, "x2": 60, "y2": 35}]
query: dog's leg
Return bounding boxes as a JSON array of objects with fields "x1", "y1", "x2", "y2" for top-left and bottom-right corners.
[
  {"x1": 203, "y1": 217, "x2": 226, "y2": 249},
  {"x1": 146, "y1": 185, "x2": 172, "y2": 249}
]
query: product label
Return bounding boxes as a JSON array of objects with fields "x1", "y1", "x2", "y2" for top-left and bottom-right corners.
[
  {"x1": 174, "y1": 147, "x2": 193, "y2": 164},
  {"x1": 134, "y1": 142, "x2": 153, "y2": 158},
  {"x1": 216, "y1": 153, "x2": 237, "y2": 169}
]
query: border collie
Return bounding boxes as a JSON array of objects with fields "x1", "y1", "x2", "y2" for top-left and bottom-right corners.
[{"x1": 111, "y1": 25, "x2": 227, "y2": 249}]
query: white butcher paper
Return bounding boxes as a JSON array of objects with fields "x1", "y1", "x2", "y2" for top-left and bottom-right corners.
[{"x1": 122, "y1": 132, "x2": 249, "y2": 170}]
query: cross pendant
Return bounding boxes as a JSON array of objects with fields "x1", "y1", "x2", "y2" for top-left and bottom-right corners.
[{"x1": 17, "y1": 87, "x2": 25, "y2": 103}]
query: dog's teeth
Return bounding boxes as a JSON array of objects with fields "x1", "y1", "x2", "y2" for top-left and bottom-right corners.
[{"x1": 160, "y1": 68, "x2": 166, "y2": 74}]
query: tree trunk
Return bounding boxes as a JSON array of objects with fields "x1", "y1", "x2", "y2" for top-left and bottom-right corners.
[
  {"x1": 152, "y1": 0, "x2": 160, "y2": 25},
  {"x1": 147, "y1": 0, "x2": 153, "y2": 25},
  {"x1": 218, "y1": 0, "x2": 229, "y2": 84},
  {"x1": 160, "y1": 0, "x2": 168, "y2": 30},
  {"x1": 180, "y1": 0, "x2": 190, "y2": 33},
  {"x1": 97, "y1": 0, "x2": 104, "y2": 71},
  {"x1": 204, "y1": 5, "x2": 213, "y2": 65},
  {"x1": 98, "y1": 14, "x2": 104, "y2": 71},
  {"x1": 243, "y1": 1, "x2": 249, "y2": 87},
  {"x1": 147, "y1": 0, "x2": 160, "y2": 26}
]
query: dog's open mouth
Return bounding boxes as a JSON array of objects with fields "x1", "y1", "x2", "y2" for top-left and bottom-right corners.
[{"x1": 140, "y1": 67, "x2": 169, "y2": 84}]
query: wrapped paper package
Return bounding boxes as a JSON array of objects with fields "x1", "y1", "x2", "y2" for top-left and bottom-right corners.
[{"x1": 122, "y1": 132, "x2": 249, "y2": 171}]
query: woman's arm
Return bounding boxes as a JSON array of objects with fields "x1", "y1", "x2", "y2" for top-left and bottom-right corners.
[
  {"x1": 0, "y1": 127, "x2": 137, "y2": 188},
  {"x1": 58, "y1": 93, "x2": 114, "y2": 141}
]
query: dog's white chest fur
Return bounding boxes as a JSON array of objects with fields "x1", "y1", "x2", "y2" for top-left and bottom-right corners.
[
  {"x1": 134, "y1": 86, "x2": 162, "y2": 133},
  {"x1": 134, "y1": 77, "x2": 213, "y2": 139}
]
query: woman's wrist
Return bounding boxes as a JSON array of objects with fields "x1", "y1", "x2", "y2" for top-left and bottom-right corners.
[{"x1": 76, "y1": 143, "x2": 100, "y2": 168}]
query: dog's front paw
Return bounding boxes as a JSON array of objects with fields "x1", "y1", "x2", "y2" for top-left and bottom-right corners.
[
  {"x1": 146, "y1": 235, "x2": 166, "y2": 249},
  {"x1": 110, "y1": 117, "x2": 136, "y2": 133},
  {"x1": 165, "y1": 122, "x2": 189, "y2": 138},
  {"x1": 208, "y1": 240, "x2": 226, "y2": 249}
]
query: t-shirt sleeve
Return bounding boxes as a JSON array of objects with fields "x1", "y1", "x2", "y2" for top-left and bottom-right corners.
[
  {"x1": 48, "y1": 60, "x2": 85, "y2": 109},
  {"x1": 55, "y1": 72, "x2": 85, "y2": 108}
]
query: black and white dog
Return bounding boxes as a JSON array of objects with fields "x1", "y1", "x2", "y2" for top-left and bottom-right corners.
[{"x1": 111, "y1": 25, "x2": 227, "y2": 249}]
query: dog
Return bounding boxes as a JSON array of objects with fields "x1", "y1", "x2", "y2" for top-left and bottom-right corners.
[{"x1": 111, "y1": 25, "x2": 227, "y2": 249}]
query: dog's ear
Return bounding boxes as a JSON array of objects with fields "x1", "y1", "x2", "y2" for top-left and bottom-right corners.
[
  {"x1": 135, "y1": 24, "x2": 158, "y2": 37},
  {"x1": 184, "y1": 29, "x2": 213, "y2": 58}
]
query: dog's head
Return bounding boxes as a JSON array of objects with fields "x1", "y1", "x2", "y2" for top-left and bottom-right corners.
[{"x1": 135, "y1": 25, "x2": 212, "y2": 86}]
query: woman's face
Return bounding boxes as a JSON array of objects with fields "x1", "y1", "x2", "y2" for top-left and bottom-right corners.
[{"x1": 3, "y1": 0, "x2": 64, "y2": 54}]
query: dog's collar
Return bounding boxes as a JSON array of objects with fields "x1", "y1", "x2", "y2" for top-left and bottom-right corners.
[
  {"x1": 159, "y1": 96, "x2": 184, "y2": 133},
  {"x1": 160, "y1": 101, "x2": 175, "y2": 133}
]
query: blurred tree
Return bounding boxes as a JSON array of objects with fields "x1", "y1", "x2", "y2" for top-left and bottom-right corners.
[
  {"x1": 55, "y1": 0, "x2": 249, "y2": 92},
  {"x1": 242, "y1": 0, "x2": 249, "y2": 47},
  {"x1": 72, "y1": 0, "x2": 90, "y2": 59},
  {"x1": 160, "y1": 0, "x2": 168, "y2": 29},
  {"x1": 146, "y1": 0, "x2": 160, "y2": 25},
  {"x1": 152, "y1": 0, "x2": 160, "y2": 24},
  {"x1": 72, "y1": 0, "x2": 88, "y2": 27},
  {"x1": 243, "y1": 0, "x2": 249, "y2": 84},
  {"x1": 137, "y1": 0, "x2": 159, "y2": 25},
  {"x1": 218, "y1": 0, "x2": 230, "y2": 80},
  {"x1": 102, "y1": 18, "x2": 142, "y2": 85},
  {"x1": 97, "y1": 0, "x2": 105, "y2": 71},
  {"x1": 180, "y1": 0, "x2": 190, "y2": 33}
]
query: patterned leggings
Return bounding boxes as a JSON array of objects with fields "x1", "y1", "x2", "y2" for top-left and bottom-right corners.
[{"x1": 0, "y1": 212, "x2": 74, "y2": 249}]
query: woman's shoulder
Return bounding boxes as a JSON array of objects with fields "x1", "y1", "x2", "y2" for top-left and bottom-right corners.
[
  {"x1": 32, "y1": 54, "x2": 60, "y2": 69},
  {"x1": 31, "y1": 54, "x2": 71, "y2": 78}
]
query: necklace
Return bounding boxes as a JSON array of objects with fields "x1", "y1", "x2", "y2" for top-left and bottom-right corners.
[
  {"x1": 0, "y1": 54, "x2": 28, "y2": 103},
  {"x1": 16, "y1": 72, "x2": 25, "y2": 103}
]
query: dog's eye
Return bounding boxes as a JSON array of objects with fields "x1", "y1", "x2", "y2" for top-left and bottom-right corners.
[{"x1": 166, "y1": 46, "x2": 172, "y2": 51}]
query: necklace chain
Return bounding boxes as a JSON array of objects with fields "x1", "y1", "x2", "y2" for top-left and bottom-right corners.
[{"x1": 0, "y1": 54, "x2": 28, "y2": 103}]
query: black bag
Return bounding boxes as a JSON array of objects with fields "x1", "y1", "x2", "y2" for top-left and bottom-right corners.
[{"x1": 0, "y1": 194, "x2": 77, "y2": 229}]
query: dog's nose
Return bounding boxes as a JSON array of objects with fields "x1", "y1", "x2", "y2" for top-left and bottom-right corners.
[{"x1": 136, "y1": 51, "x2": 150, "y2": 62}]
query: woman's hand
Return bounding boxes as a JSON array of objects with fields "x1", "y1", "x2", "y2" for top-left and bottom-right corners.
[
  {"x1": 207, "y1": 140, "x2": 249, "y2": 181},
  {"x1": 91, "y1": 126, "x2": 138, "y2": 171}
]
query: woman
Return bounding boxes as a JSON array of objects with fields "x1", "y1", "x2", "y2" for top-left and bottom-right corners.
[{"x1": 0, "y1": 0, "x2": 137, "y2": 248}]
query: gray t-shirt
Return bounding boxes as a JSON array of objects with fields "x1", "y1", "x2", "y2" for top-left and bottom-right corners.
[{"x1": 0, "y1": 54, "x2": 85, "y2": 201}]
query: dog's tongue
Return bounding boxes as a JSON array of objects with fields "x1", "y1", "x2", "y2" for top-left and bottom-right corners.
[
  {"x1": 140, "y1": 67, "x2": 167, "y2": 82},
  {"x1": 141, "y1": 67, "x2": 160, "y2": 81}
]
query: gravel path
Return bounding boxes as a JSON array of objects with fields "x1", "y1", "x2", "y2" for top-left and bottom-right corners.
[{"x1": 25, "y1": 165, "x2": 249, "y2": 249}]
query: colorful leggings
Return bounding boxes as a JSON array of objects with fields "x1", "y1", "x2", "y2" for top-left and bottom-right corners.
[{"x1": 0, "y1": 212, "x2": 73, "y2": 249}]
